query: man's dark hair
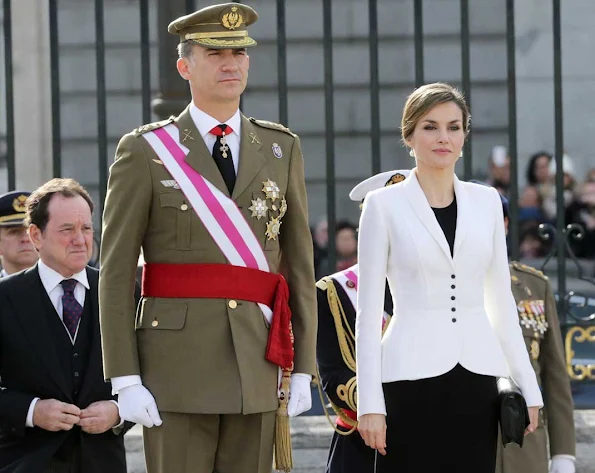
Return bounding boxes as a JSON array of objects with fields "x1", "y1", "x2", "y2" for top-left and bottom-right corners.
[{"x1": 25, "y1": 178, "x2": 94, "y2": 232}]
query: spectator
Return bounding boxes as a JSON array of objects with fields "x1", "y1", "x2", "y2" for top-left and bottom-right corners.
[
  {"x1": 518, "y1": 186, "x2": 546, "y2": 224},
  {"x1": 566, "y1": 180, "x2": 595, "y2": 259},
  {"x1": 586, "y1": 168, "x2": 595, "y2": 183},
  {"x1": 487, "y1": 145, "x2": 511, "y2": 197},
  {"x1": 526, "y1": 151, "x2": 552, "y2": 187},
  {"x1": 520, "y1": 225, "x2": 546, "y2": 258},
  {"x1": 313, "y1": 217, "x2": 329, "y2": 276},
  {"x1": 316, "y1": 220, "x2": 358, "y2": 278},
  {"x1": 541, "y1": 154, "x2": 577, "y2": 222}
]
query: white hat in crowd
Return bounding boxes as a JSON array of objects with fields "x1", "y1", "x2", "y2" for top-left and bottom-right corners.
[{"x1": 548, "y1": 153, "x2": 576, "y2": 178}]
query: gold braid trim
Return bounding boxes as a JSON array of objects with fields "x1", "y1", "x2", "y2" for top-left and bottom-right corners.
[
  {"x1": 321, "y1": 279, "x2": 356, "y2": 372},
  {"x1": 315, "y1": 366, "x2": 358, "y2": 436},
  {"x1": 337, "y1": 376, "x2": 358, "y2": 412}
]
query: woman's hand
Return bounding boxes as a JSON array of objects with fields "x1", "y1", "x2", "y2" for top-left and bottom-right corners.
[
  {"x1": 525, "y1": 406, "x2": 540, "y2": 435},
  {"x1": 358, "y1": 414, "x2": 387, "y2": 455}
]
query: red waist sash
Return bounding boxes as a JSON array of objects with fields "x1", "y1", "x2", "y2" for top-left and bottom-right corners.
[
  {"x1": 142, "y1": 263, "x2": 294, "y2": 370},
  {"x1": 336, "y1": 408, "x2": 358, "y2": 430}
]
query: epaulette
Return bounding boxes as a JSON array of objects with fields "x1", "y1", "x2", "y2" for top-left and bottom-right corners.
[
  {"x1": 316, "y1": 278, "x2": 330, "y2": 291},
  {"x1": 249, "y1": 117, "x2": 296, "y2": 137},
  {"x1": 133, "y1": 116, "x2": 176, "y2": 136},
  {"x1": 510, "y1": 261, "x2": 548, "y2": 280}
]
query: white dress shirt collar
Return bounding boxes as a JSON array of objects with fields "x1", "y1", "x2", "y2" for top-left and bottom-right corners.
[
  {"x1": 37, "y1": 259, "x2": 90, "y2": 294},
  {"x1": 190, "y1": 103, "x2": 241, "y2": 140}
]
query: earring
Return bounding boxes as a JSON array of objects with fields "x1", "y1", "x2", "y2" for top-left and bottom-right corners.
[
  {"x1": 459, "y1": 151, "x2": 463, "y2": 158},
  {"x1": 409, "y1": 149, "x2": 415, "y2": 158}
]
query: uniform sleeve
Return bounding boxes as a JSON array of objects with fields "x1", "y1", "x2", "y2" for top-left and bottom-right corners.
[
  {"x1": 540, "y1": 280, "x2": 576, "y2": 456},
  {"x1": 316, "y1": 287, "x2": 357, "y2": 411},
  {"x1": 99, "y1": 133, "x2": 153, "y2": 379},
  {"x1": 355, "y1": 192, "x2": 388, "y2": 417},
  {"x1": 484, "y1": 188, "x2": 543, "y2": 407},
  {"x1": 280, "y1": 136, "x2": 317, "y2": 376}
]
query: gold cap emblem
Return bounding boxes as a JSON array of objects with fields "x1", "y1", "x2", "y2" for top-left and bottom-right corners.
[
  {"x1": 12, "y1": 195, "x2": 27, "y2": 212},
  {"x1": 221, "y1": 6, "x2": 244, "y2": 30}
]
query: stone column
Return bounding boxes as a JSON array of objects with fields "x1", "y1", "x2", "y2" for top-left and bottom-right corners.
[{"x1": 11, "y1": 0, "x2": 52, "y2": 190}]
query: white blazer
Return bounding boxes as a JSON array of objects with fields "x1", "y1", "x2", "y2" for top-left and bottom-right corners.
[{"x1": 355, "y1": 169, "x2": 543, "y2": 417}]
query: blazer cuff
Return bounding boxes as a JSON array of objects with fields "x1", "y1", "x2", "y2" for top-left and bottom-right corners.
[
  {"x1": 25, "y1": 398, "x2": 40, "y2": 428},
  {"x1": 110, "y1": 375, "x2": 142, "y2": 395}
]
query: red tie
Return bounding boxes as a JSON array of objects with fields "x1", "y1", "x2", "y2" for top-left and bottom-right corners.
[{"x1": 209, "y1": 124, "x2": 233, "y2": 136}]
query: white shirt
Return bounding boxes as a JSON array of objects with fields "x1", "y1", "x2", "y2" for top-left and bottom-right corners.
[
  {"x1": 26, "y1": 260, "x2": 95, "y2": 428},
  {"x1": 190, "y1": 103, "x2": 241, "y2": 175}
]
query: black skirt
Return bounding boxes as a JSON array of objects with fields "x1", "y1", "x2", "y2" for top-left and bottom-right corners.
[{"x1": 377, "y1": 363, "x2": 499, "y2": 473}]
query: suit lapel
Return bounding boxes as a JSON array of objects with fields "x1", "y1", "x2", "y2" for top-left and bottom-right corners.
[
  {"x1": 174, "y1": 106, "x2": 231, "y2": 197},
  {"x1": 77, "y1": 268, "x2": 104, "y2": 403},
  {"x1": 231, "y1": 115, "x2": 267, "y2": 201},
  {"x1": 403, "y1": 170, "x2": 453, "y2": 263},
  {"x1": 452, "y1": 176, "x2": 471, "y2": 258},
  {"x1": 12, "y1": 265, "x2": 71, "y2": 400}
]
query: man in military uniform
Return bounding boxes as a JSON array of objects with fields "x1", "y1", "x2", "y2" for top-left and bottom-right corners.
[
  {"x1": 316, "y1": 170, "x2": 408, "y2": 473},
  {"x1": 0, "y1": 190, "x2": 38, "y2": 277},
  {"x1": 495, "y1": 192, "x2": 576, "y2": 473},
  {"x1": 99, "y1": 3, "x2": 317, "y2": 473}
]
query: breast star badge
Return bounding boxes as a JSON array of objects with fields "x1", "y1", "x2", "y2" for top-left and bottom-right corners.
[
  {"x1": 262, "y1": 179, "x2": 281, "y2": 201},
  {"x1": 249, "y1": 197, "x2": 269, "y2": 220},
  {"x1": 266, "y1": 217, "x2": 282, "y2": 240}
]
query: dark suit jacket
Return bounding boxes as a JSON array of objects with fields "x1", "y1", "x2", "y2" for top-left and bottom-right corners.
[{"x1": 0, "y1": 265, "x2": 128, "y2": 473}]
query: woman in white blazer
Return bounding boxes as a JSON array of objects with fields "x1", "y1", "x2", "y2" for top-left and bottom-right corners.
[{"x1": 355, "y1": 83, "x2": 543, "y2": 472}]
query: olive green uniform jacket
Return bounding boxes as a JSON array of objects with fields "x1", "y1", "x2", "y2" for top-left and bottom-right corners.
[
  {"x1": 496, "y1": 262, "x2": 575, "y2": 473},
  {"x1": 99, "y1": 105, "x2": 317, "y2": 415}
]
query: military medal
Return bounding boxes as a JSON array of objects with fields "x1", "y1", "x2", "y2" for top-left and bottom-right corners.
[
  {"x1": 272, "y1": 143, "x2": 283, "y2": 159},
  {"x1": 530, "y1": 340, "x2": 540, "y2": 360},
  {"x1": 248, "y1": 197, "x2": 269, "y2": 220},
  {"x1": 262, "y1": 179, "x2": 281, "y2": 201},
  {"x1": 220, "y1": 132, "x2": 230, "y2": 159},
  {"x1": 266, "y1": 217, "x2": 282, "y2": 240},
  {"x1": 161, "y1": 180, "x2": 180, "y2": 189},
  {"x1": 279, "y1": 197, "x2": 287, "y2": 218}
]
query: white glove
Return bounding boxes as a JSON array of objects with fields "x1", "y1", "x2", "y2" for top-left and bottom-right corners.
[
  {"x1": 549, "y1": 456, "x2": 575, "y2": 473},
  {"x1": 117, "y1": 384, "x2": 162, "y2": 428},
  {"x1": 287, "y1": 373, "x2": 312, "y2": 417}
]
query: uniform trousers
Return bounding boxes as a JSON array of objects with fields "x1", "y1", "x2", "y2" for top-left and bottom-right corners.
[
  {"x1": 376, "y1": 363, "x2": 499, "y2": 473},
  {"x1": 143, "y1": 410, "x2": 276, "y2": 473},
  {"x1": 325, "y1": 425, "x2": 377, "y2": 473}
]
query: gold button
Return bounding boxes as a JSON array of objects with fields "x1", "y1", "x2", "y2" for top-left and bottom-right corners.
[
  {"x1": 151, "y1": 320, "x2": 159, "y2": 327},
  {"x1": 228, "y1": 300, "x2": 238, "y2": 309},
  {"x1": 181, "y1": 204, "x2": 188, "y2": 211}
]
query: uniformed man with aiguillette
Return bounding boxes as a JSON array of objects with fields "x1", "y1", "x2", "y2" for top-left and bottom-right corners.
[
  {"x1": 98, "y1": 4, "x2": 317, "y2": 473},
  {"x1": 495, "y1": 193, "x2": 576, "y2": 473}
]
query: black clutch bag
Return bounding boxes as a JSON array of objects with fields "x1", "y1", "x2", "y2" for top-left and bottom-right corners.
[{"x1": 497, "y1": 378, "x2": 530, "y2": 447}]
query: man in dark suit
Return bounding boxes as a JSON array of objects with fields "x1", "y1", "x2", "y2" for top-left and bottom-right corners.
[{"x1": 0, "y1": 178, "x2": 128, "y2": 473}]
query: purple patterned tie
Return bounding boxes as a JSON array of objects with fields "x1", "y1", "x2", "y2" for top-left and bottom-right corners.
[{"x1": 61, "y1": 279, "x2": 83, "y2": 338}]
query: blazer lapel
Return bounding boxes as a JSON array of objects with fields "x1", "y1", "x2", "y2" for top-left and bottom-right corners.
[
  {"x1": 231, "y1": 115, "x2": 267, "y2": 201},
  {"x1": 453, "y1": 175, "x2": 471, "y2": 258},
  {"x1": 403, "y1": 170, "x2": 453, "y2": 263},
  {"x1": 12, "y1": 265, "x2": 71, "y2": 400},
  {"x1": 174, "y1": 106, "x2": 230, "y2": 197},
  {"x1": 77, "y1": 268, "x2": 105, "y2": 403}
]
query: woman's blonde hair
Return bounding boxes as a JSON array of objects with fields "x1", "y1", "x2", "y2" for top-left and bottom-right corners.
[{"x1": 400, "y1": 82, "x2": 471, "y2": 146}]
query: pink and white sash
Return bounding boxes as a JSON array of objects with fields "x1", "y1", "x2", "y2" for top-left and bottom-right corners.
[
  {"x1": 333, "y1": 265, "x2": 390, "y2": 328},
  {"x1": 142, "y1": 124, "x2": 273, "y2": 323}
]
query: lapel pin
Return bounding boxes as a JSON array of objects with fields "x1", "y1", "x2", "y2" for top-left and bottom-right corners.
[
  {"x1": 182, "y1": 128, "x2": 195, "y2": 142},
  {"x1": 249, "y1": 132, "x2": 260, "y2": 144},
  {"x1": 152, "y1": 159, "x2": 164, "y2": 165}
]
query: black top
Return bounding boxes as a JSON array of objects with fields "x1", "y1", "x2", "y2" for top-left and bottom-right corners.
[{"x1": 432, "y1": 197, "x2": 457, "y2": 257}]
